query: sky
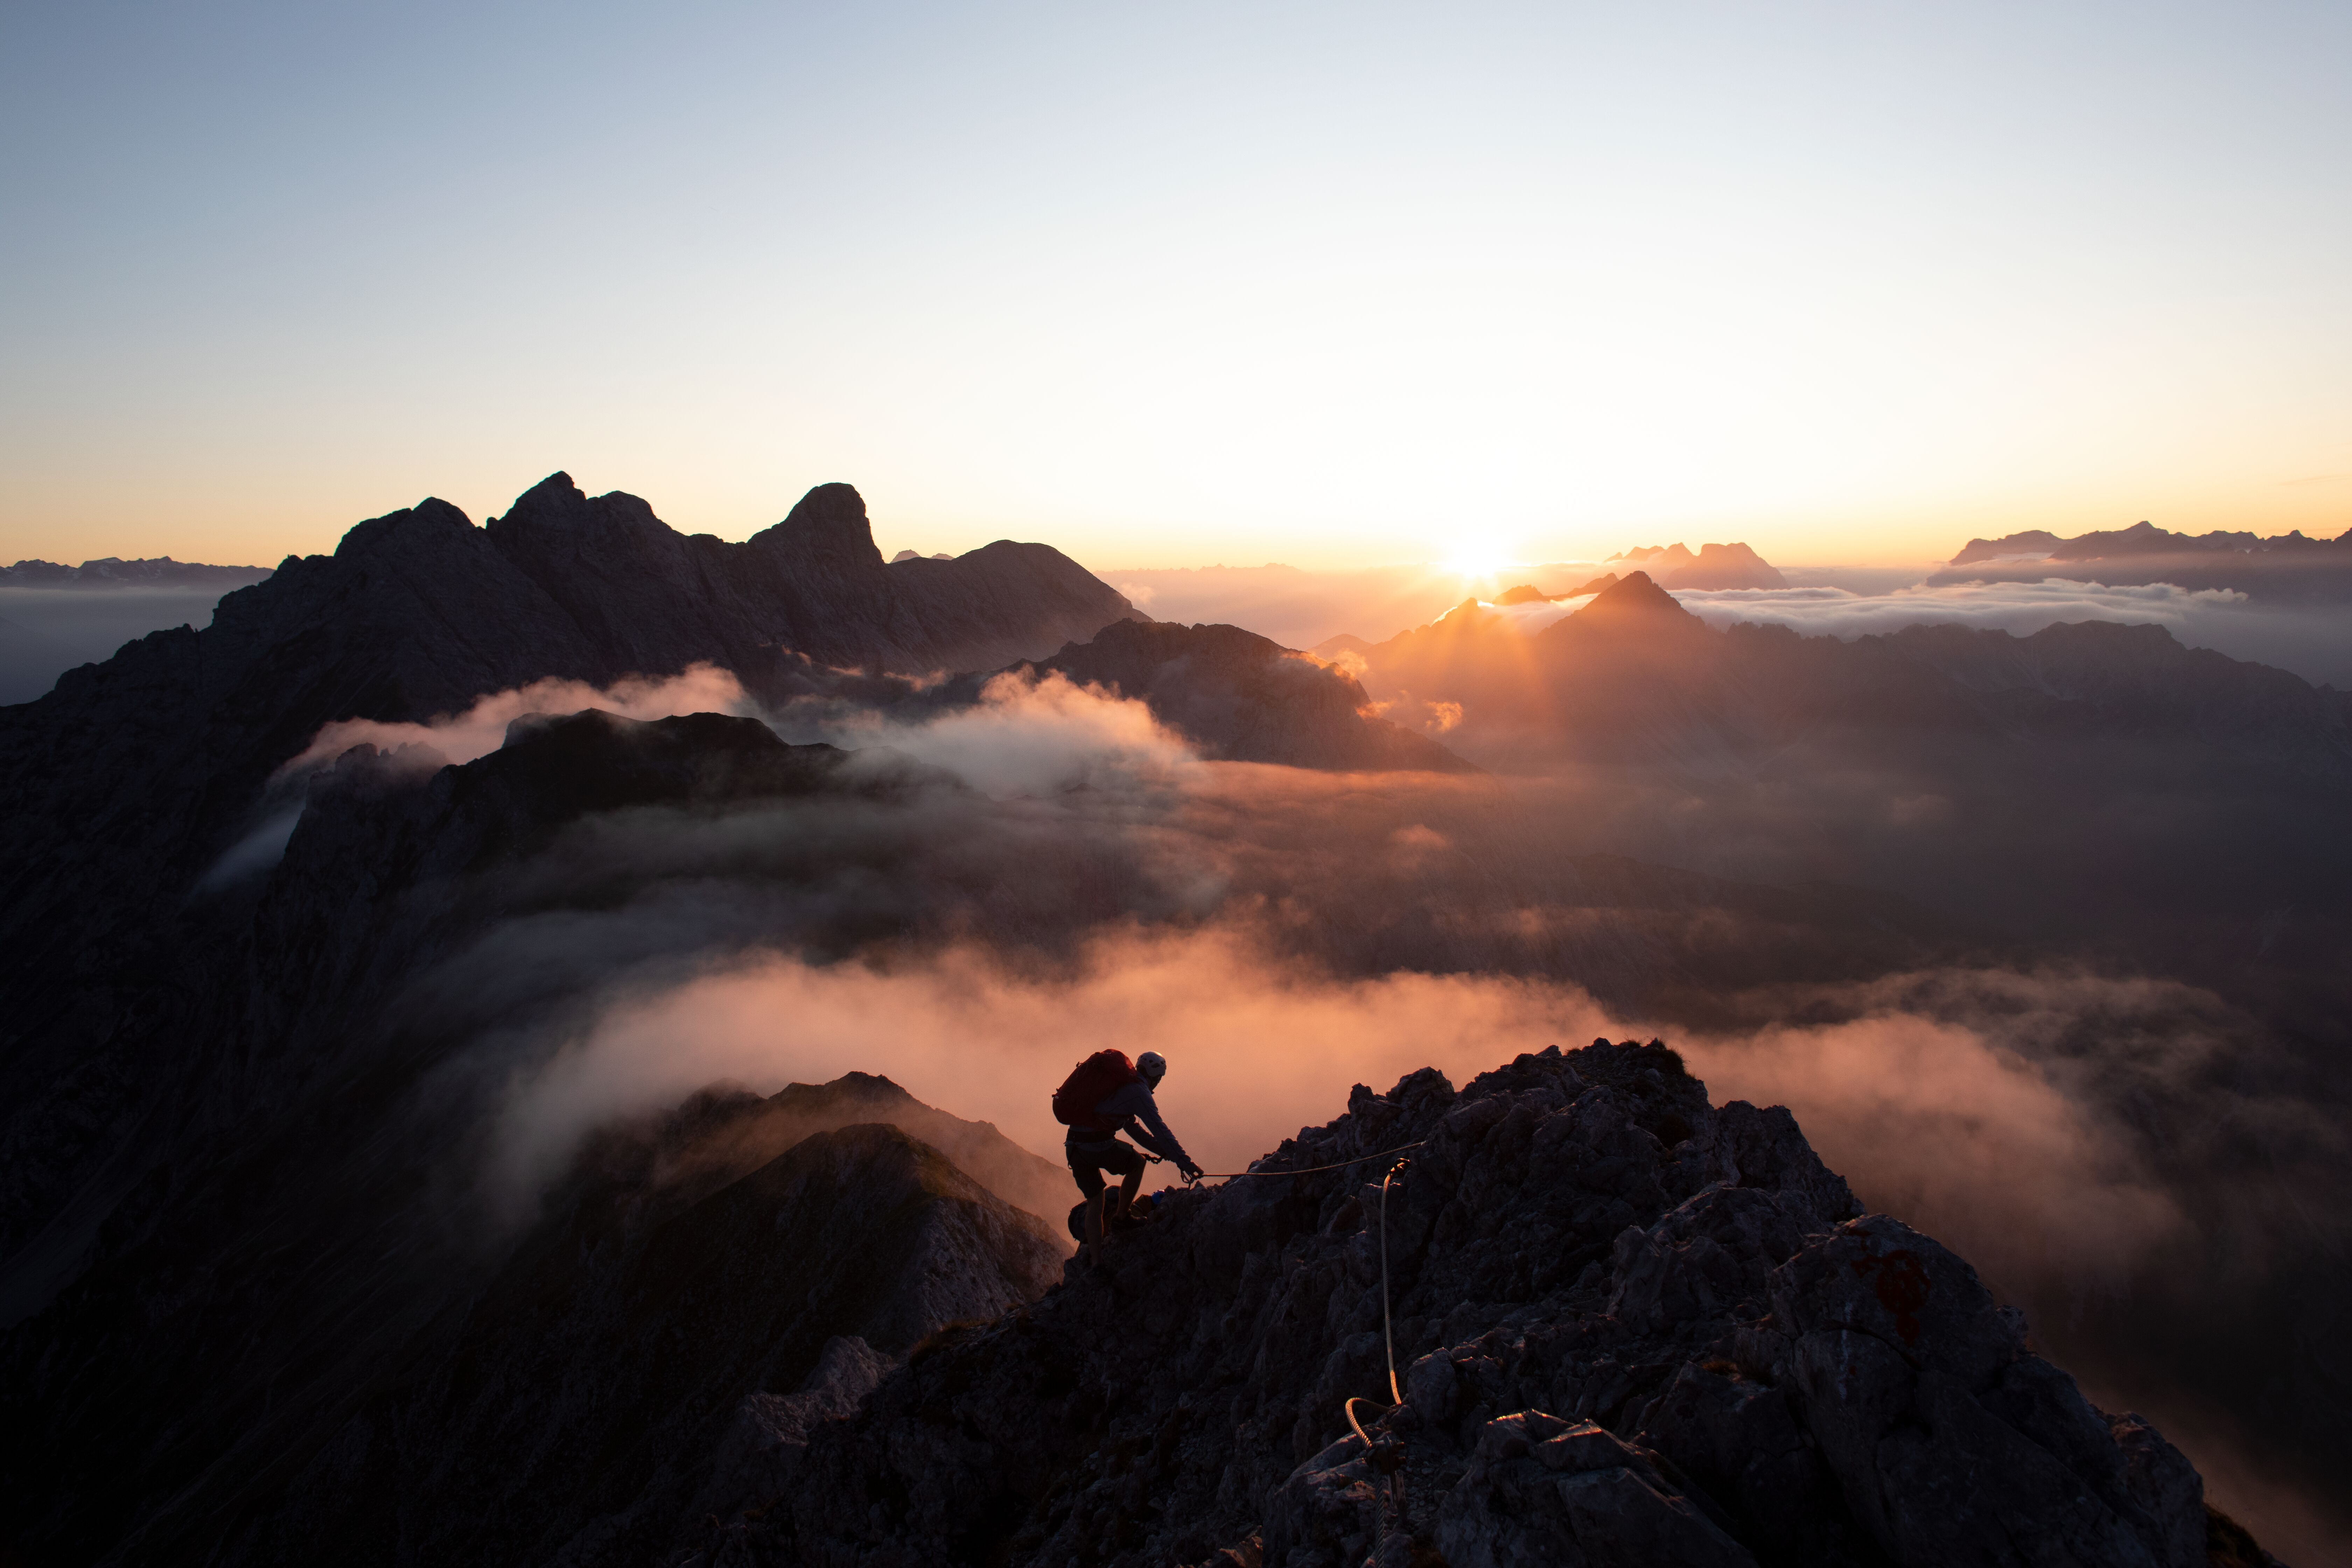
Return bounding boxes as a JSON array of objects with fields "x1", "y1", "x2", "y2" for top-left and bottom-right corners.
[{"x1": 4, "y1": 0, "x2": 2348, "y2": 573}]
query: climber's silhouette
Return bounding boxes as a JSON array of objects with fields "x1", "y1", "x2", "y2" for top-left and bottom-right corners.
[{"x1": 1052, "y1": 1049, "x2": 1202, "y2": 1264}]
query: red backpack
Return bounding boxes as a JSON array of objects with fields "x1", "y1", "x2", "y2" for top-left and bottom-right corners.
[{"x1": 1053, "y1": 1049, "x2": 1139, "y2": 1134}]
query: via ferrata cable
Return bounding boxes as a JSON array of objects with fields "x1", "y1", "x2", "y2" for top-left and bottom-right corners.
[{"x1": 1179, "y1": 1139, "x2": 1427, "y2": 1181}]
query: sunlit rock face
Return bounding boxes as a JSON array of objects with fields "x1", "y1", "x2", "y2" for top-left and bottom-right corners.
[{"x1": 697, "y1": 1042, "x2": 2229, "y2": 1568}]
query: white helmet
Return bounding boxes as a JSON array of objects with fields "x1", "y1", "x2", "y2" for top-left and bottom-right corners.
[{"x1": 1136, "y1": 1051, "x2": 1167, "y2": 1084}]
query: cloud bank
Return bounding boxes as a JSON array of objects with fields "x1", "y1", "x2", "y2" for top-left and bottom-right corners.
[
  {"x1": 279, "y1": 663, "x2": 760, "y2": 777},
  {"x1": 770, "y1": 670, "x2": 1198, "y2": 798},
  {"x1": 1668, "y1": 579, "x2": 2352, "y2": 685},
  {"x1": 489, "y1": 930, "x2": 2212, "y2": 1308},
  {"x1": 1668, "y1": 579, "x2": 2248, "y2": 639}
]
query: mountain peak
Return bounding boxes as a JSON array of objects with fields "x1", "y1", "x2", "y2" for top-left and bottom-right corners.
[
  {"x1": 518, "y1": 470, "x2": 584, "y2": 505},
  {"x1": 758, "y1": 482, "x2": 884, "y2": 571},
  {"x1": 1571, "y1": 568, "x2": 1692, "y2": 623}
]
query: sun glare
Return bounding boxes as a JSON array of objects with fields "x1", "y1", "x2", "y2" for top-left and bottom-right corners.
[{"x1": 1440, "y1": 540, "x2": 1516, "y2": 581}]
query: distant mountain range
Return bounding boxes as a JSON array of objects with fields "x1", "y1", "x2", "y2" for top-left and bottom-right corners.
[
  {"x1": 1323, "y1": 569, "x2": 2351, "y2": 775},
  {"x1": 1, "y1": 554, "x2": 273, "y2": 588},
  {"x1": 1935, "y1": 519, "x2": 2352, "y2": 601},
  {"x1": 1605, "y1": 540, "x2": 1788, "y2": 591}
]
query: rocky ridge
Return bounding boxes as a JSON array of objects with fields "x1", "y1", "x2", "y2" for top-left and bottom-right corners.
[
  {"x1": 695, "y1": 1041, "x2": 2258, "y2": 1568},
  {"x1": 1938, "y1": 522, "x2": 2352, "y2": 602},
  {"x1": 0, "y1": 555, "x2": 274, "y2": 588}
]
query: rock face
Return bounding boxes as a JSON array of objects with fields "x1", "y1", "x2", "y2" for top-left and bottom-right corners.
[
  {"x1": 1028, "y1": 618, "x2": 1475, "y2": 772},
  {"x1": 695, "y1": 1042, "x2": 2234, "y2": 1568}
]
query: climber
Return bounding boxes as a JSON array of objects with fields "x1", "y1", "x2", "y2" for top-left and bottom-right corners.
[{"x1": 1052, "y1": 1048, "x2": 1203, "y2": 1263}]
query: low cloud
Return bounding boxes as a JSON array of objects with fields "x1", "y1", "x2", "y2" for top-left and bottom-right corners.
[
  {"x1": 280, "y1": 663, "x2": 760, "y2": 777},
  {"x1": 770, "y1": 670, "x2": 1197, "y2": 798},
  {"x1": 1668, "y1": 579, "x2": 2248, "y2": 639},
  {"x1": 1660, "y1": 579, "x2": 2352, "y2": 688},
  {"x1": 489, "y1": 929, "x2": 2205, "y2": 1306},
  {"x1": 202, "y1": 664, "x2": 770, "y2": 892}
]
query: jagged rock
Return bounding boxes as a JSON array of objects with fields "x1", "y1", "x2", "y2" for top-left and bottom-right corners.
[
  {"x1": 1431, "y1": 1411, "x2": 1756, "y2": 1568},
  {"x1": 741, "y1": 1042, "x2": 2229, "y2": 1568},
  {"x1": 690, "y1": 1335, "x2": 902, "y2": 1526}
]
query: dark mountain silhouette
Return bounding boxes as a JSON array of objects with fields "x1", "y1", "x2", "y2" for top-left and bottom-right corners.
[
  {"x1": 0, "y1": 554, "x2": 274, "y2": 588},
  {"x1": 684, "y1": 1042, "x2": 2252, "y2": 1568},
  {"x1": 1938, "y1": 519, "x2": 2352, "y2": 602},
  {"x1": 0, "y1": 473, "x2": 1130, "y2": 1029}
]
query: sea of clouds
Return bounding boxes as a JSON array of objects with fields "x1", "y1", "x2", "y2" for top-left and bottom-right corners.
[{"x1": 1671, "y1": 579, "x2": 2352, "y2": 685}]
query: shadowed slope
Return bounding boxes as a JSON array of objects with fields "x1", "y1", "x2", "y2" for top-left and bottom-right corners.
[{"x1": 201, "y1": 1123, "x2": 1064, "y2": 1568}]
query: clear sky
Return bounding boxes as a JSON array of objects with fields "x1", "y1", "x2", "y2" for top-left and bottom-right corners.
[{"x1": 4, "y1": 1, "x2": 2347, "y2": 571}]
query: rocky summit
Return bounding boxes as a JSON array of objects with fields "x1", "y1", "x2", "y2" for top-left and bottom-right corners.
[{"x1": 673, "y1": 1041, "x2": 2250, "y2": 1568}]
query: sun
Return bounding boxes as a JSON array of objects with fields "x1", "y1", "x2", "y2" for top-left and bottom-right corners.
[{"x1": 1439, "y1": 539, "x2": 1516, "y2": 581}]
